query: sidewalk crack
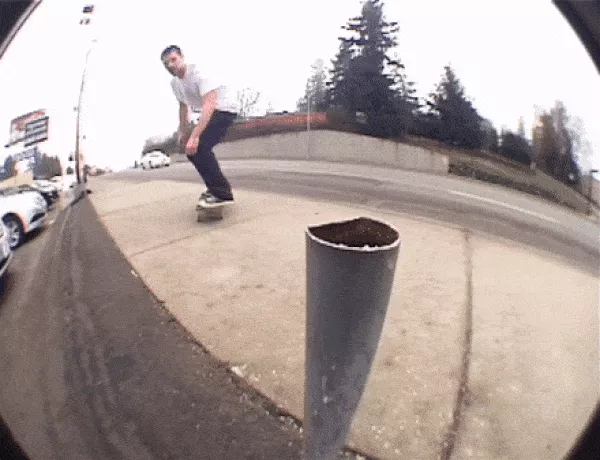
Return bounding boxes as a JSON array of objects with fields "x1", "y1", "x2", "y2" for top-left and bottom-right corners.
[{"x1": 440, "y1": 229, "x2": 474, "y2": 460}]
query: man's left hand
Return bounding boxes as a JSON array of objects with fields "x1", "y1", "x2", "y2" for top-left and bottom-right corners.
[{"x1": 185, "y1": 134, "x2": 200, "y2": 155}]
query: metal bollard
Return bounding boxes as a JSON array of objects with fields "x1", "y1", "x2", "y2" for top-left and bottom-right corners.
[{"x1": 304, "y1": 216, "x2": 401, "y2": 460}]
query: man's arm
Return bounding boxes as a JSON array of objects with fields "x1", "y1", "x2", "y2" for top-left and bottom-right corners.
[
  {"x1": 179, "y1": 101, "x2": 189, "y2": 132},
  {"x1": 178, "y1": 101, "x2": 189, "y2": 150},
  {"x1": 189, "y1": 89, "x2": 218, "y2": 140}
]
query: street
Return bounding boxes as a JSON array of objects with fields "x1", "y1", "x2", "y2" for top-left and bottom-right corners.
[{"x1": 112, "y1": 160, "x2": 600, "y2": 275}]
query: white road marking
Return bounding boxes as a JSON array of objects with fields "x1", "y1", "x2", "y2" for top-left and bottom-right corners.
[
  {"x1": 448, "y1": 190, "x2": 559, "y2": 223},
  {"x1": 225, "y1": 161, "x2": 563, "y2": 224}
]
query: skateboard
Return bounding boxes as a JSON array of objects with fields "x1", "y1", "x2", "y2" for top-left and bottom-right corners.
[{"x1": 196, "y1": 201, "x2": 227, "y2": 222}]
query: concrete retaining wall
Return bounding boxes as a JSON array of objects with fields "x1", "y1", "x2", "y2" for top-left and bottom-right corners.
[{"x1": 203, "y1": 130, "x2": 449, "y2": 174}]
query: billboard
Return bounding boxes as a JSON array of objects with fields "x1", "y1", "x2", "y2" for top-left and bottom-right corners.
[{"x1": 8, "y1": 109, "x2": 48, "y2": 146}]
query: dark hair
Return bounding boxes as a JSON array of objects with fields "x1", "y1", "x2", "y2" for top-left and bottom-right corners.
[{"x1": 160, "y1": 45, "x2": 182, "y2": 60}]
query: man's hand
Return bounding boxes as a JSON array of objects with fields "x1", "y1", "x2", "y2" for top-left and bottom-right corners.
[{"x1": 185, "y1": 134, "x2": 199, "y2": 154}]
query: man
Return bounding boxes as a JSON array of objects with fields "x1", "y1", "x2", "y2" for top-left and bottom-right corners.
[{"x1": 161, "y1": 45, "x2": 238, "y2": 207}]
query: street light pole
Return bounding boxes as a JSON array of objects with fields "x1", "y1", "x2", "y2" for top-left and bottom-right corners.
[
  {"x1": 75, "y1": 4, "x2": 96, "y2": 185},
  {"x1": 75, "y1": 42, "x2": 94, "y2": 184},
  {"x1": 306, "y1": 80, "x2": 311, "y2": 160}
]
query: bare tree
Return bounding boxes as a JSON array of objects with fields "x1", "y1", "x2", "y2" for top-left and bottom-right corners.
[{"x1": 237, "y1": 88, "x2": 261, "y2": 118}]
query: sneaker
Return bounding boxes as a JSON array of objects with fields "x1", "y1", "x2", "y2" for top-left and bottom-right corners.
[
  {"x1": 196, "y1": 191, "x2": 211, "y2": 209},
  {"x1": 201, "y1": 194, "x2": 234, "y2": 208}
]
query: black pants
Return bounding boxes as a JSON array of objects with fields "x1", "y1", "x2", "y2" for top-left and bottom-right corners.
[{"x1": 188, "y1": 110, "x2": 236, "y2": 200}]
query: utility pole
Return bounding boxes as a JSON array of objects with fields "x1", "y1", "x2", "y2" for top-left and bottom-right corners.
[
  {"x1": 75, "y1": 4, "x2": 96, "y2": 185},
  {"x1": 75, "y1": 41, "x2": 95, "y2": 183},
  {"x1": 306, "y1": 79, "x2": 311, "y2": 160}
]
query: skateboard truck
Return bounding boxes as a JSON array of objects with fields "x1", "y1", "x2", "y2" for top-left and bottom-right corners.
[{"x1": 196, "y1": 202, "x2": 225, "y2": 221}]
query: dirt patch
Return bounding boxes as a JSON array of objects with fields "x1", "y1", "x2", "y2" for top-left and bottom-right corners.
[{"x1": 309, "y1": 217, "x2": 399, "y2": 248}]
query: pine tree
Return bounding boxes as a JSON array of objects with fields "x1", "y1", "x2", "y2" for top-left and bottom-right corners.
[
  {"x1": 33, "y1": 154, "x2": 63, "y2": 179},
  {"x1": 480, "y1": 119, "x2": 499, "y2": 152},
  {"x1": 388, "y1": 51, "x2": 419, "y2": 134},
  {"x1": 499, "y1": 130, "x2": 532, "y2": 165},
  {"x1": 326, "y1": 0, "x2": 411, "y2": 137},
  {"x1": 0, "y1": 156, "x2": 15, "y2": 180},
  {"x1": 325, "y1": 40, "x2": 355, "y2": 110},
  {"x1": 426, "y1": 65, "x2": 484, "y2": 149},
  {"x1": 297, "y1": 59, "x2": 329, "y2": 112}
]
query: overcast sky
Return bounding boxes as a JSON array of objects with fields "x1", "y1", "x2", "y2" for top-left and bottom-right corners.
[{"x1": 0, "y1": 0, "x2": 598, "y2": 172}]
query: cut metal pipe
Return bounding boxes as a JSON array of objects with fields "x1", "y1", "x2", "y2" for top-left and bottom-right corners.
[{"x1": 304, "y1": 216, "x2": 401, "y2": 460}]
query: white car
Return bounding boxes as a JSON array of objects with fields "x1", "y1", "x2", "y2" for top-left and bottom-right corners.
[
  {"x1": 48, "y1": 175, "x2": 76, "y2": 191},
  {"x1": 34, "y1": 179, "x2": 60, "y2": 195},
  {"x1": 0, "y1": 222, "x2": 13, "y2": 282},
  {"x1": 140, "y1": 151, "x2": 171, "y2": 169},
  {"x1": 0, "y1": 188, "x2": 48, "y2": 249}
]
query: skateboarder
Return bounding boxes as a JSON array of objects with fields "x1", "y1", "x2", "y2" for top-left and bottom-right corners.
[{"x1": 161, "y1": 45, "x2": 238, "y2": 208}]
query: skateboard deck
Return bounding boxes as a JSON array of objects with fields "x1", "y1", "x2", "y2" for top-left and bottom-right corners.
[{"x1": 196, "y1": 202, "x2": 226, "y2": 221}]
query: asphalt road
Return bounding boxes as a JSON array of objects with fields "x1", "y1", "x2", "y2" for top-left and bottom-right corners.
[
  {"x1": 112, "y1": 160, "x2": 600, "y2": 275},
  {"x1": 0, "y1": 195, "x2": 364, "y2": 460}
]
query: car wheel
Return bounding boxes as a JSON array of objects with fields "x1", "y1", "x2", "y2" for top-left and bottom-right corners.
[{"x1": 3, "y1": 215, "x2": 23, "y2": 249}]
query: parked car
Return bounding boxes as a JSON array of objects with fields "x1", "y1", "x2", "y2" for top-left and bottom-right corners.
[
  {"x1": 17, "y1": 182, "x2": 58, "y2": 207},
  {"x1": 48, "y1": 175, "x2": 77, "y2": 191},
  {"x1": 140, "y1": 151, "x2": 171, "y2": 169},
  {"x1": 0, "y1": 188, "x2": 48, "y2": 249},
  {"x1": 33, "y1": 179, "x2": 60, "y2": 197},
  {"x1": 0, "y1": 222, "x2": 13, "y2": 283},
  {"x1": 61, "y1": 174, "x2": 78, "y2": 191}
]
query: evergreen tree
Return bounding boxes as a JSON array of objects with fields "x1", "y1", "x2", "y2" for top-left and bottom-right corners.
[
  {"x1": 325, "y1": 37, "x2": 355, "y2": 110},
  {"x1": 297, "y1": 59, "x2": 329, "y2": 112},
  {"x1": 326, "y1": 0, "x2": 412, "y2": 137},
  {"x1": 480, "y1": 119, "x2": 499, "y2": 152},
  {"x1": 426, "y1": 65, "x2": 484, "y2": 149},
  {"x1": 33, "y1": 153, "x2": 62, "y2": 179},
  {"x1": 499, "y1": 129, "x2": 532, "y2": 165},
  {"x1": 388, "y1": 51, "x2": 419, "y2": 134}
]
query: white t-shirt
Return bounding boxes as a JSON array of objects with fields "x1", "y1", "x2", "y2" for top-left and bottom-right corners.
[{"x1": 170, "y1": 64, "x2": 238, "y2": 114}]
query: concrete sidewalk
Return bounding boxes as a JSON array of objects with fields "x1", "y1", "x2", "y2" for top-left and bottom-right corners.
[{"x1": 88, "y1": 177, "x2": 598, "y2": 460}]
